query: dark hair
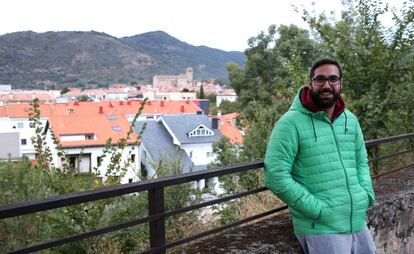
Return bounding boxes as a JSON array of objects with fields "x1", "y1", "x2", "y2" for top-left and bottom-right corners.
[{"x1": 309, "y1": 59, "x2": 342, "y2": 80}]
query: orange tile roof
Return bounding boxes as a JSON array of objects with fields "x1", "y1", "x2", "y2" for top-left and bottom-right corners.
[
  {"x1": 218, "y1": 113, "x2": 243, "y2": 144},
  {"x1": 0, "y1": 103, "x2": 56, "y2": 118},
  {"x1": 0, "y1": 106, "x2": 6, "y2": 117},
  {"x1": 0, "y1": 91, "x2": 55, "y2": 103},
  {"x1": 0, "y1": 100, "x2": 201, "y2": 118},
  {"x1": 219, "y1": 112, "x2": 238, "y2": 119},
  {"x1": 218, "y1": 89, "x2": 237, "y2": 96},
  {"x1": 142, "y1": 100, "x2": 200, "y2": 114},
  {"x1": 0, "y1": 100, "x2": 202, "y2": 149},
  {"x1": 48, "y1": 114, "x2": 138, "y2": 148}
]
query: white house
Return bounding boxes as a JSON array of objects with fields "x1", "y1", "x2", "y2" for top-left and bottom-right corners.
[
  {"x1": 135, "y1": 114, "x2": 223, "y2": 192},
  {"x1": 0, "y1": 132, "x2": 20, "y2": 160},
  {"x1": 45, "y1": 114, "x2": 141, "y2": 184},
  {"x1": 143, "y1": 90, "x2": 197, "y2": 101},
  {"x1": 0, "y1": 104, "x2": 48, "y2": 160},
  {"x1": 216, "y1": 89, "x2": 238, "y2": 107}
]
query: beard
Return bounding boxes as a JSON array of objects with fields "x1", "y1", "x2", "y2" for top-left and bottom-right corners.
[{"x1": 311, "y1": 87, "x2": 341, "y2": 109}]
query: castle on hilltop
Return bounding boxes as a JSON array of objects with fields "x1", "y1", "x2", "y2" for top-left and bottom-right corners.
[{"x1": 152, "y1": 67, "x2": 193, "y2": 89}]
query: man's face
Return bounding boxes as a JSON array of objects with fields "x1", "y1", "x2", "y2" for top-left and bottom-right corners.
[{"x1": 310, "y1": 64, "x2": 342, "y2": 109}]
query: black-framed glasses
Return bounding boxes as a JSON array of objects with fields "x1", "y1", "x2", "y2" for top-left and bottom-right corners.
[{"x1": 312, "y1": 75, "x2": 342, "y2": 86}]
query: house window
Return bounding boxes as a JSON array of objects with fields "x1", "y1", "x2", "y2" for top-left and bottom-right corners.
[
  {"x1": 21, "y1": 139, "x2": 27, "y2": 145},
  {"x1": 17, "y1": 122, "x2": 24, "y2": 128},
  {"x1": 85, "y1": 134, "x2": 94, "y2": 140},
  {"x1": 106, "y1": 115, "x2": 118, "y2": 120},
  {"x1": 131, "y1": 154, "x2": 136, "y2": 162},
  {"x1": 97, "y1": 156, "x2": 103, "y2": 167},
  {"x1": 128, "y1": 178, "x2": 133, "y2": 183},
  {"x1": 189, "y1": 151, "x2": 193, "y2": 158},
  {"x1": 206, "y1": 152, "x2": 213, "y2": 157},
  {"x1": 141, "y1": 163, "x2": 148, "y2": 179},
  {"x1": 189, "y1": 125, "x2": 214, "y2": 137},
  {"x1": 112, "y1": 126, "x2": 122, "y2": 132},
  {"x1": 69, "y1": 154, "x2": 91, "y2": 173},
  {"x1": 69, "y1": 156, "x2": 77, "y2": 170},
  {"x1": 143, "y1": 150, "x2": 147, "y2": 159}
]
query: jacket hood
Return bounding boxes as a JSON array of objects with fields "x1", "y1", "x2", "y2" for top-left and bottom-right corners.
[
  {"x1": 289, "y1": 87, "x2": 348, "y2": 141},
  {"x1": 290, "y1": 86, "x2": 346, "y2": 122}
]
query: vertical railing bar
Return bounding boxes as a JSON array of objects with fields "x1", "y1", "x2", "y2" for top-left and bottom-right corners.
[{"x1": 148, "y1": 187, "x2": 165, "y2": 254}]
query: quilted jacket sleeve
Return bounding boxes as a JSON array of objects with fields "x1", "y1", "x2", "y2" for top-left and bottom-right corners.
[
  {"x1": 355, "y1": 120, "x2": 376, "y2": 207},
  {"x1": 264, "y1": 116, "x2": 323, "y2": 220}
]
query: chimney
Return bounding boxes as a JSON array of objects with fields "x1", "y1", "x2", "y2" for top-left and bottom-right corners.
[
  {"x1": 127, "y1": 100, "x2": 131, "y2": 105},
  {"x1": 212, "y1": 117, "x2": 219, "y2": 129},
  {"x1": 160, "y1": 101, "x2": 165, "y2": 107},
  {"x1": 180, "y1": 105, "x2": 185, "y2": 112},
  {"x1": 99, "y1": 106, "x2": 104, "y2": 114},
  {"x1": 185, "y1": 100, "x2": 190, "y2": 104},
  {"x1": 119, "y1": 101, "x2": 124, "y2": 106},
  {"x1": 74, "y1": 101, "x2": 79, "y2": 106},
  {"x1": 109, "y1": 102, "x2": 114, "y2": 108}
]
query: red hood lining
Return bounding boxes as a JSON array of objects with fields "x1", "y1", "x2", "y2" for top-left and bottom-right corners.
[{"x1": 300, "y1": 86, "x2": 346, "y2": 122}]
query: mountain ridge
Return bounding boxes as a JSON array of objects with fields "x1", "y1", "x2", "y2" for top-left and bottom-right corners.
[{"x1": 0, "y1": 30, "x2": 245, "y2": 89}]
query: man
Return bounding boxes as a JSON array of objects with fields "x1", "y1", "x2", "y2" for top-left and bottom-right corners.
[{"x1": 264, "y1": 59, "x2": 376, "y2": 254}]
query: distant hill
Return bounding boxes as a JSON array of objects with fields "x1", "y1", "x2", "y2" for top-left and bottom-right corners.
[
  {"x1": 0, "y1": 31, "x2": 245, "y2": 89},
  {"x1": 121, "y1": 31, "x2": 245, "y2": 83}
]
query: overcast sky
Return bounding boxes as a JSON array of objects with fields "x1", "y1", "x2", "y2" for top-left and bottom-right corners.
[{"x1": 1, "y1": 0, "x2": 403, "y2": 52}]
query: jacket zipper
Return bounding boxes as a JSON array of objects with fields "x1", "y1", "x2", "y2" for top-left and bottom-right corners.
[{"x1": 330, "y1": 124, "x2": 353, "y2": 232}]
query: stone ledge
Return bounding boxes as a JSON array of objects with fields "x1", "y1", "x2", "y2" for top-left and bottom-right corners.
[
  {"x1": 177, "y1": 167, "x2": 414, "y2": 254},
  {"x1": 369, "y1": 167, "x2": 414, "y2": 254}
]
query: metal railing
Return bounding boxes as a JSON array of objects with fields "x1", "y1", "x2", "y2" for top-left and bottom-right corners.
[{"x1": 1, "y1": 132, "x2": 413, "y2": 254}]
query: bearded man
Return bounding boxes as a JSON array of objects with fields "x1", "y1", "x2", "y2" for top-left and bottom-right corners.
[{"x1": 264, "y1": 59, "x2": 376, "y2": 254}]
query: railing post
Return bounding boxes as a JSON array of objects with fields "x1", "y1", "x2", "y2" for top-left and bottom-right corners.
[
  {"x1": 148, "y1": 187, "x2": 165, "y2": 254},
  {"x1": 369, "y1": 146, "x2": 380, "y2": 176}
]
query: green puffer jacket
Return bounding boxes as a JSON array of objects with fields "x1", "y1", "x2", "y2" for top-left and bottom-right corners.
[{"x1": 264, "y1": 89, "x2": 375, "y2": 236}]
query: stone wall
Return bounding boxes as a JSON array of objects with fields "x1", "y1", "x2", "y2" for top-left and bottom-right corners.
[
  {"x1": 368, "y1": 190, "x2": 414, "y2": 254},
  {"x1": 368, "y1": 168, "x2": 414, "y2": 254}
]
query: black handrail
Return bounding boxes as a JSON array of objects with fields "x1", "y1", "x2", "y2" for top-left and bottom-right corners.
[
  {"x1": 1, "y1": 132, "x2": 413, "y2": 254},
  {"x1": 0, "y1": 160, "x2": 264, "y2": 219},
  {"x1": 7, "y1": 187, "x2": 270, "y2": 254},
  {"x1": 365, "y1": 132, "x2": 414, "y2": 147}
]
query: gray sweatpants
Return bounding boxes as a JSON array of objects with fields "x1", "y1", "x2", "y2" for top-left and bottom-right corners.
[{"x1": 296, "y1": 226, "x2": 376, "y2": 254}]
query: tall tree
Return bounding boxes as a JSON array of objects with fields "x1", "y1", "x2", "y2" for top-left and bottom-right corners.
[
  {"x1": 300, "y1": 0, "x2": 414, "y2": 138},
  {"x1": 199, "y1": 84, "x2": 205, "y2": 99},
  {"x1": 216, "y1": 0, "x2": 414, "y2": 191},
  {"x1": 228, "y1": 24, "x2": 320, "y2": 123}
]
